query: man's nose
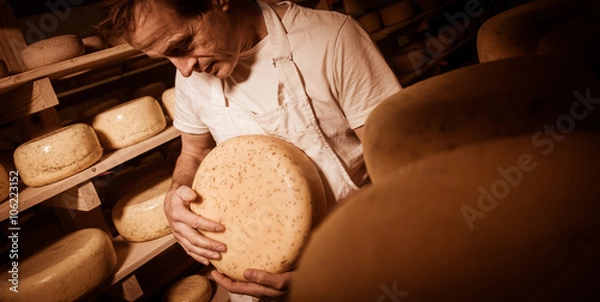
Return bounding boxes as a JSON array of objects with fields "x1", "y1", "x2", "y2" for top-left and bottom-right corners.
[{"x1": 169, "y1": 56, "x2": 197, "y2": 77}]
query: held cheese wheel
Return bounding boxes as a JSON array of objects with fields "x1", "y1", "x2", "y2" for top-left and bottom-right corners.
[
  {"x1": 191, "y1": 135, "x2": 327, "y2": 281},
  {"x1": 0, "y1": 228, "x2": 117, "y2": 302},
  {"x1": 13, "y1": 123, "x2": 103, "y2": 187},
  {"x1": 378, "y1": 0, "x2": 416, "y2": 27},
  {"x1": 291, "y1": 133, "x2": 600, "y2": 301},
  {"x1": 92, "y1": 96, "x2": 167, "y2": 150},
  {"x1": 163, "y1": 274, "x2": 213, "y2": 302},
  {"x1": 363, "y1": 55, "x2": 600, "y2": 183},
  {"x1": 112, "y1": 174, "x2": 172, "y2": 242},
  {"x1": 20, "y1": 34, "x2": 85, "y2": 70},
  {"x1": 0, "y1": 163, "x2": 8, "y2": 201},
  {"x1": 161, "y1": 87, "x2": 176, "y2": 120}
]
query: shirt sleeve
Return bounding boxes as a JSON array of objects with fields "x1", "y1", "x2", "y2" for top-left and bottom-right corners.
[
  {"x1": 332, "y1": 16, "x2": 402, "y2": 129},
  {"x1": 172, "y1": 71, "x2": 211, "y2": 135}
]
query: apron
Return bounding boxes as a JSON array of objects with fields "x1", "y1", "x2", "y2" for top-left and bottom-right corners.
[{"x1": 209, "y1": 1, "x2": 361, "y2": 203}]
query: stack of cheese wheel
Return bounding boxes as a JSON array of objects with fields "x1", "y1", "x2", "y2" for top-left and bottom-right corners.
[
  {"x1": 13, "y1": 123, "x2": 103, "y2": 187},
  {"x1": 356, "y1": 11, "x2": 383, "y2": 34},
  {"x1": 82, "y1": 35, "x2": 107, "y2": 53},
  {"x1": 191, "y1": 135, "x2": 327, "y2": 281},
  {"x1": 0, "y1": 163, "x2": 8, "y2": 201},
  {"x1": 363, "y1": 55, "x2": 600, "y2": 183},
  {"x1": 0, "y1": 59, "x2": 9, "y2": 78},
  {"x1": 92, "y1": 96, "x2": 167, "y2": 150},
  {"x1": 20, "y1": 34, "x2": 85, "y2": 70},
  {"x1": 163, "y1": 274, "x2": 213, "y2": 302},
  {"x1": 378, "y1": 0, "x2": 416, "y2": 27},
  {"x1": 112, "y1": 171, "x2": 172, "y2": 242},
  {"x1": 0, "y1": 228, "x2": 118, "y2": 301},
  {"x1": 161, "y1": 87, "x2": 176, "y2": 120},
  {"x1": 290, "y1": 133, "x2": 600, "y2": 301},
  {"x1": 477, "y1": 0, "x2": 600, "y2": 66}
]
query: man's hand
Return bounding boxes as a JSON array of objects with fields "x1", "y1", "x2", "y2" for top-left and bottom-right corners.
[
  {"x1": 211, "y1": 268, "x2": 293, "y2": 298},
  {"x1": 164, "y1": 185, "x2": 227, "y2": 265}
]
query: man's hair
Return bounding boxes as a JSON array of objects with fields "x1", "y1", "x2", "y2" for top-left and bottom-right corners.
[{"x1": 96, "y1": 0, "x2": 213, "y2": 40}]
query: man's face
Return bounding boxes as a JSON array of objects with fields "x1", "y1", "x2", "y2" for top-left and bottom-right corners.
[{"x1": 126, "y1": 2, "x2": 242, "y2": 79}]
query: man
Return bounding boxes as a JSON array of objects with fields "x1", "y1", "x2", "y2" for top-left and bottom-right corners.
[{"x1": 98, "y1": 0, "x2": 401, "y2": 299}]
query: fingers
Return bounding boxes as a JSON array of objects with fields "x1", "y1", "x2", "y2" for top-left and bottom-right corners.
[
  {"x1": 243, "y1": 269, "x2": 292, "y2": 291},
  {"x1": 164, "y1": 185, "x2": 227, "y2": 263},
  {"x1": 211, "y1": 269, "x2": 289, "y2": 298}
]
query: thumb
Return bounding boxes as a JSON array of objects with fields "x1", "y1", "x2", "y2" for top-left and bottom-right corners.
[{"x1": 176, "y1": 185, "x2": 198, "y2": 202}]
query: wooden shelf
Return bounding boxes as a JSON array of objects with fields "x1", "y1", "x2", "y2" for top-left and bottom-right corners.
[
  {"x1": 398, "y1": 30, "x2": 477, "y2": 86},
  {"x1": 370, "y1": 0, "x2": 462, "y2": 42},
  {"x1": 0, "y1": 125, "x2": 181, "y2": 221},
  {"x1": 0, "y1": 43, "x2": 140, "y2": 95},
  {"x1": 110, "y1": 234, "x2": 178, "y2": 285}
]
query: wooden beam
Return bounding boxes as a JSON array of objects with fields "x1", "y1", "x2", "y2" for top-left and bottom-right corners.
[
  {"x1": 0, "y1": 77, "x2": 60, "y2": 126},
  {"x1": 0, "y1": 2, "x2": 27, "y2": 74},
  {"x1": 45, "y1": 180, "x2": 102, "y2": 211}
]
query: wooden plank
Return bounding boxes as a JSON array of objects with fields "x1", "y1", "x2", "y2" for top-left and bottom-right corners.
[
  {"x1": 46, "y1": 180, "x2": 102, "y2": 211},
  {"x1": 0, "y1": 77, "x2": 60, "y2": 124},
  {"x1": 0, "y1": 43, "x2": 141, "y2": 95},
  {"x1": 110, "y1": 234, "x2": 178, "y2": 285},
  {"x1": 106, "y1": 274, "x2": 145, "y2": 301},
  {"x1": 0, "y1": 126, "x2": 181, "y2": 221},
  {"x1": 0, "y1": 2, "x2": 27, "y2": 74}
]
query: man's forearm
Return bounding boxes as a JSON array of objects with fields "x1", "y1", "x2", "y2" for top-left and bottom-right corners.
[{"x1": 170, "y1": 152, "x2": 202, "y2": 190}]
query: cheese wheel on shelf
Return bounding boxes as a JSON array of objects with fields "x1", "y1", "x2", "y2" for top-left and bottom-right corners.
[
  {"x1": 191, "y1": 135, "x2": 327, "y2": 281},
  {"x1": 161, "y1": 87, "x2": 176, "y2": 120},
  {"x1": 0, "y1": 163, "x2": 8, "y2": 202},
  {"x1": 92, "y1": 96, "x2": 167, "y2": 150},
  {"x1": 356, "y1": 11, "x2": 383, "y2": 34},
  {"x1": 378, "y1": 0, "x2": 416, "y2": 27},
  {"x1": 131, "y1": 81, "x2": 167, "y2": 100},
  {"x1": 82, "y1": 35, "x2": 107, "y2": 53},
  {"x1": 291, "y1": 133, "x2": 600, "y2": 302},
  {"x1": 163, "y1": 274, "x2": 213, "y2": 302},
  {"x1": 20, "y1": 34, "x2": 85, "y2": 70},
  {"x1": 112, "y1": 174, "x2": 172, "y2": 242},
  {"x1": 363, "y1": 55, "x2": 600, "y2": 183},
  {"x1": 0, "y1": 228, "x2": 118, "y2": 302},
  {"x1": 13, "y1": 123, "x2": 103, "y2": 187}
]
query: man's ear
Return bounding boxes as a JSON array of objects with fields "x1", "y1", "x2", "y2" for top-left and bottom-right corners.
[{"x1": 215, "y1": 0, "x2": 230, "y2": 11}]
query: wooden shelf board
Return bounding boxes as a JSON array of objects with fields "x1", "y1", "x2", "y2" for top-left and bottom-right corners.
[
  {"x1": 0, "y1": 43, "x2": 140, "y2": 95},
  {"x1": 370, "y1": 0, "x2": 462, "y2": 42},
  {"x1": 110, "y1": 234, "x2": 178, "y2": 285},
  {"x1": 0, "y1": 125, "x2": 181, "y2": 221}
]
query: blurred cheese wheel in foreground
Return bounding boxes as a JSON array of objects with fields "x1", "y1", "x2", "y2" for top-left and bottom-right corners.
[
  {"x1": 378, "y1": 0, "x2": 416, "y2": 27},
  {"x1": 0, "y1": 163, "x2": 8, "y2": 201},
  {"x1": 20, "y1": 34, "x2": 85, "y2": 70},
  {"x1": 291, "y1": 133, "x2": 600, "y2": 301},
  {"x1": 14, "y1": 123, "x2": 103, "y2": 187},
  {"x1": 0, "y1": 228, "x2": 117, "y2": 302},
  {"x1": 363, "y1": 55, "x2": 600, "y2": 183},
  {"x1": 163, "y1": 274, "x2": 213, "y2": 302},
  {"x1": 161, "y1": 87, "x2": 176, "y2": 120},
  {"x1": 112, "y1": 174, "x2": 172, "y2": 242},
  {"x1": 92, "y1": 96, "x2": 167, "y2": 150},
  {"x1": 191, "y1": 135, "x2": 327, "y2": 281}
]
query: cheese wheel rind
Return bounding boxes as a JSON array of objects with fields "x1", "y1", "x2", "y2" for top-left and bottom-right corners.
[
  {"x1": 20, "y1": 34, "x2": 85, "y2": 70},
  {"x1": 191, "y1": 135, "x2": 327, "y2": 281},
  {"x1": 112, "y1": 175, "x2": 172, "y2": 242},
  {"x1": 0, "y1": 228, "x2": 117, "y2": 302},
  {"x1": 92, "y1": 96, "x2": 167, "y2": 150},
  {"x1": 163, "y1": 274, "x2": 213, "y2": 302},
  {"x1": 291, "y1": 133, "x2": 600, "y2": 301},
  {"x1": 161, "y1": 87, "x2": 176, "y2": 120},
  {"x1": 13, "y1": 123, "x2": 103, "y2": 187}
]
